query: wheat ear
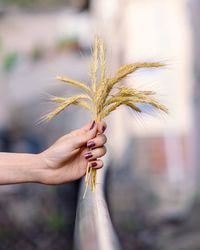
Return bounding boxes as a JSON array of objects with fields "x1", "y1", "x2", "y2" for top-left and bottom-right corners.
[
  {"x1": 43, "y1": 36, "x2": 168, "y2": 197},
  {"x1": 56, "y1": 76, "x2": 91, "y2": 92}
]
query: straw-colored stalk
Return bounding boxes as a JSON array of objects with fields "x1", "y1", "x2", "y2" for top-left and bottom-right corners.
[{"x1": 43, "y1": 35, "x2": 168, "y2": 196}]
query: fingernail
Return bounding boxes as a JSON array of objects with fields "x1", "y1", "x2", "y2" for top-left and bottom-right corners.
[
  {"x1": 102, "y1": 126, "x2": 106, "y2": 132},
  {"x1": 84, "y1": 152, "x2": 93, "y2": 159},
  {"x1": 90, "y1": 162, "x2": 97, "y2": 168},
  {"x1": 90, "y1": 121, "x2": 96, "y2": 130},
  {"x1": 87, "y1": 141, "x2": 95, "y2": 148}
]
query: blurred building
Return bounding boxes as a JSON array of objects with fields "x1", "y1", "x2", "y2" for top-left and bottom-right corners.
[{"x1": 92, "y1": 0, "x2": 195, "y2": 219}]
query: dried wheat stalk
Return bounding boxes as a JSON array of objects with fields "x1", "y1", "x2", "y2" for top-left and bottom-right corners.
[{"x1": 43, "y1": 35, "x2": 168, "y2": 196}]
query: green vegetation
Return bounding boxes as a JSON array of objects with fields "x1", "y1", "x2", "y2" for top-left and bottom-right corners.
[
  {"x1": 56, "y1": 36, "x2": 79, "y2": 52},
  {"x1": 46, "y1": 212, "x2": 65, "y2": 231},
  {"x1": 0, "y1": 228, "x2": 16, "y2": 239},
  {"x1": 3, "y1": 52, "x2": 19, "y2": 73},
  {"x1": 30, "y1": 46, "x2": 45, "y2": 61},
  {"x1": 1, "y1": 0, "x2": 71, "y2": 9},
  {"x1": 0, "y1": 38, "x2": 3, "y2": 51}
]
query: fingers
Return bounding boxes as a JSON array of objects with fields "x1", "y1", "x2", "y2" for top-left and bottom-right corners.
[
  {"x1": 83, "y1": 120, "x2": 106, "y2": 133},
  {"x1": 70, "y1": 120, "x2": 107, "y2": 149},
  {"x1": 56, "y1": 121, "x2": 95, "y2": 143},
  {"x1": 83, "y1": 122, "x2": 107, "y2": 171},
  {"x1": 83, "y1": 146, "x2": 107, "y2": 161},
  {"x1": 86, "y1": 134, "x2": 107, "y2": 149},
  {"x1": 97, "y1": 121, "x2": 107, "y2": 134},
  {"x1": 70, "y1": 122, "x2": 98, "y2": 150},
  {"x1": 88, "y1": 159, "x2": 104, "y2": 169},
  {"x1": 71, "y1": 120, "x2": 106, "y2": 137},
  {"x1": 70, "y1": 122, "x2": 95, "y2": 136}
]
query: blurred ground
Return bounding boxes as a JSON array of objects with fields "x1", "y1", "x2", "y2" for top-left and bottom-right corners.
[
  {"x1": 0, "y1": 182, "x2": 78, "y2": 250},
  {"x1": 107, "y1": 137, "x2": 199, "y2": 250}
]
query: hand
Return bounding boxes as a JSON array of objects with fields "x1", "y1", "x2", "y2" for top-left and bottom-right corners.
[{"x1": 39, "y1": 121, "x2": 107, "y2": 184}]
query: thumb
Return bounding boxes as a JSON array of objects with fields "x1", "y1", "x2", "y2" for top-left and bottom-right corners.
[{"x1": 70, "y1": 122, "x2": 97, "y2": 150}]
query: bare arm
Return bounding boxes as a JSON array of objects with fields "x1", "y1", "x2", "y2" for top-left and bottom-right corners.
[
  {"x1": 0, "y1": 121, "x2": 107, "y2": 185},
  {"x1": 0, "y1": 153, "x2": 43, "y2": 184}
]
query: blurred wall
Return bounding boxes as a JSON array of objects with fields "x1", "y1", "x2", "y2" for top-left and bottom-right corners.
[
  {"x1": 92, "y1": 0, "x2": 194, "y2": 162},
  {"x1": 92, "y1": 0, "x2": 195, "y2": 219}
]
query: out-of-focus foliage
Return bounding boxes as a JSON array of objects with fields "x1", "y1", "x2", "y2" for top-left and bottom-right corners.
[
  {"x1": 0, "y1": 0, "x2": 88, "y2": 9},
  {"x1": 56, "y1": 36, "x2": 79, "y2": 52},
  {"x1": 3, "y1": 52, "x2": 19, "y2": 73},
  {"x1": 30, "y1": 46, "x2": 45, "y2": 61},
  {"x1": 0, "y1": 38, "x2": 3, "y2": 51},
  {"x1": 46, "y1": 212, "x2": 65, "y2": 231},
  {"x1": 1, "y1": 0, "x2": 69, "y2": 6}
]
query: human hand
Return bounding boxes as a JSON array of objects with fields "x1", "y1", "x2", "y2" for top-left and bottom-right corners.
[{"x1": 38, "y1": 121, "x2": 107, "y2": 184}]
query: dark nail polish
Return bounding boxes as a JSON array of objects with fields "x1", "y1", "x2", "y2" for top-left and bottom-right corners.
[
  {"x1": 87, "y1": 141, "x2": 96, "y2": 148},
  {"x1": 84, "y1": 152, "x2": 93, "y2": 159},
  {"x1": 102, "y1": 126, "x2": 106, "y2": 132},
  {"x1": 90, "y1": 121, "x2": 95, "y2": 130},
  {"x1": 90, "y1": 162, "x2": 97, "y2": 168}
]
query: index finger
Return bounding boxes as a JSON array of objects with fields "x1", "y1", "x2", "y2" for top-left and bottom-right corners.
[
  {"x1": 69, "y1": 121, "x2": 95, "y2": 137},
  {"x1": 97, "y1": 121, "x2": 107, "y2": 134}
]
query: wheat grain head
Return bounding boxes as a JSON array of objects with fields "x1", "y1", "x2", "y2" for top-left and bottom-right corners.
[{"x1": 56, "y1": 76, "x2": 91, "y2": 92}]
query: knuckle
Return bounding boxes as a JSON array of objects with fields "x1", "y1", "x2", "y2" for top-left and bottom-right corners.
[
  {"x1": 95, "y1": 160, "x2": 103, "y2": 169},
  {"x1": 101, "y1": 146, "x2": 107, "y2": 155},
  {"x1": 92, "y1": 146, "x2": 107, "y2": 157},
  {"x1": 99, "y1": 160, "x2": 104, "y2": 167},
  {"x1": 98, "y1": 134, "x2": 107, "y2": 144},
  {"x1": 103, "y1": 135, "x2": 107, "y2": 143}
]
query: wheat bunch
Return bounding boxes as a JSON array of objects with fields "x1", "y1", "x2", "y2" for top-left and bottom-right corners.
[{"x1": 43, "y1": 35, "x2": 168, "y2": 195}]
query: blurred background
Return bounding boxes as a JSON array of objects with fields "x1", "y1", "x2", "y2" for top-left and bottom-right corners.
[{"x1": 0, "y1": 0, "x2": 200, "y2": 249}]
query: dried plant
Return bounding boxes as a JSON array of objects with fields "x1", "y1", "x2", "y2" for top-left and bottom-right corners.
[{"x1": 43, "y1": 35, "x2": 168, "y2": 195}]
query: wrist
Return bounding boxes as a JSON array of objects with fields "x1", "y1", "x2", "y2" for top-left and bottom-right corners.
[
  {"x1": 34, "y1": 152, "x2": 57, "y2": 185},
  {"x1": 31, "y1": 153, "x2": 50, "y2": 184}
]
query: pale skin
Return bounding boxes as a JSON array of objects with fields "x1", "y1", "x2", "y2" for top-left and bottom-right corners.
[{"x1": 0, "y1": 121, "x2": 107, "y2": 185}]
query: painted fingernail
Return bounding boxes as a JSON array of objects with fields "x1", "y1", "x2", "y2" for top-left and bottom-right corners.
[
  {"x1": 90, "y1": 162, "x2": 97, "y2": 168},
  {"x1": 102, "y1": 126, "x2": 106, "y2": 132},
  {"x1": 87, "y1": 141, "x2": 96, "y2": 148},
  {"x1": 84, "y1": 152, "x2": 93, "y2": 159},
  {"x1": 90, "y1": 121, "x2": 96, "y2": 130}
]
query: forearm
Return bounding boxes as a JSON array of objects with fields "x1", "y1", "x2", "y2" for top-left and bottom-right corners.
[{"x1": 0, "y1": 153, "x2": 44, "y2": 184}]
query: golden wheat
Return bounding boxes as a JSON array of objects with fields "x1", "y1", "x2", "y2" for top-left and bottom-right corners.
[
  {"x1": 74, "y1": 100, "x2": 91, "y2": 110},
  {"x1": 116, "y1": 87, "x2": 156, "y2": 97},
  {"x1": 99, "y1": 37, "x2": 106, "y2": 82},
  {"x1": 125, "y1": 102, "x2": 142, "y2": 113},
  {"x1": 91, "y1": 35, "x2": 99, "y2": 93},
  {"x1": 102, "y1": 99, "x2": 145, "y2": 118},
  {"x1": 56, "y1": 76, "x2": 91, "y2": 92},
  {"x1": 42, "y1": 94, "x2": 91, "y2": 122},
  {"x1": 50, "y1": 96, "x2": 67, "y2": 103},
  {"x1": 131, "y1": 97, "x2": 168, "y2": 113},
  {"x1": 43, "y1": 35, "x2": 168, "y2": 196}
]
